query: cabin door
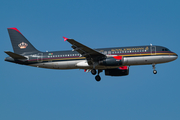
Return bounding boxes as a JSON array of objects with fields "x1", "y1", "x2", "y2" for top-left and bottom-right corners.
[
  {"x1": 151, "y1": 46, "x2": 156, "y2": 55},
  {"x1": 37, "y1": 53, "x2": 43, "y2": 62}
]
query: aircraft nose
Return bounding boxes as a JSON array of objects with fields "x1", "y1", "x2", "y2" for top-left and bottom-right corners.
[
  {"x1": 173, "y1": 53, "x2": 178, "y2": 60},
  {"x1": 175, "y1": 53, "x2": 178, "y2": 59}
]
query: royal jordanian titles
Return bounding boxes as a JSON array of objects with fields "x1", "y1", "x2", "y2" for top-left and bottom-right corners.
[{"x1": 4, "y1": 28, "x2": 178, "y2": 81}]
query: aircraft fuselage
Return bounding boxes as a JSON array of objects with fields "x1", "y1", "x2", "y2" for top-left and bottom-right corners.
[
  {"x1": 4, "y1": 28, "x2": 178, "y2": 81},
  {"x1": 5, "y1": 45, "x2": 177, "y2": 69}
]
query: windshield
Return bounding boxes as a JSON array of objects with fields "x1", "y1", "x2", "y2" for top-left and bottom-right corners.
[{"x1": 162, "y1": 48, "x2": 170, "y2": 51}]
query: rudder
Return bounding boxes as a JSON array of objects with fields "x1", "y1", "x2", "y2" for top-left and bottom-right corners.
[{"x1": 7, "y1": 28, "x2": 39, "y2": 54}]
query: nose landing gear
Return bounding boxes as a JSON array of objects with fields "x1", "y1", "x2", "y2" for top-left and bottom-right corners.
[
  {"x1": 153, "y1": 70, "x2": 157, "y2": 74},
  {"x1": 152, "y1": 64, "x2": 157, "y2": 74}
]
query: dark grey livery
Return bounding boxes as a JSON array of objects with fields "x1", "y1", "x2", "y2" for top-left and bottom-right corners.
[
  {"x1": 4, "y1": 28, "x2": 178, "y2": 81},
  {"x1": 8, "y1": 28, "x2": 39, "y2": 54}
]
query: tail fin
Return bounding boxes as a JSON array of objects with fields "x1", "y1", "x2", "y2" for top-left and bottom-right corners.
[{"x1": 7, "y1": 28, "x2": 39, "y2": 54}]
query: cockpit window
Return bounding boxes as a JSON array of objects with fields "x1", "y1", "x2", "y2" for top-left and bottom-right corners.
[{"x1": 162, "y1": 48, "x2": 170, "y2": 51}]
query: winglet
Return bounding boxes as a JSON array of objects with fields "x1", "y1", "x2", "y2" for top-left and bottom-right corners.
[{"x1": 63, "y1": 36, "x2": 68, "y2": 41}]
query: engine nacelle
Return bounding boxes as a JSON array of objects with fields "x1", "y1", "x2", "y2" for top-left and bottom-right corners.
[
  {"x1": 99, "y1": 56, "x2": 124, "y2": 66},
  {"x1": 105, "y1": 66, "x2": 129, "y2": 76}
]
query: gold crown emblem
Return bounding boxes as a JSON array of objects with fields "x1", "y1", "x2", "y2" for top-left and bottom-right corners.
[{"x1": 18, "y1": 42, "x2": 28, "y2": 49}]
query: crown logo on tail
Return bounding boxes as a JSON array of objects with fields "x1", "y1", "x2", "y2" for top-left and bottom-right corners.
[{"x1": 18, "y1": 42, "x2": 28, "y2": 49}]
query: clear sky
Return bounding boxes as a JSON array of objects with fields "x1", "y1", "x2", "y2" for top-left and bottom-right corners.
[{"x1": 0, "y1": 0, "x2": 180, "y2": 120}]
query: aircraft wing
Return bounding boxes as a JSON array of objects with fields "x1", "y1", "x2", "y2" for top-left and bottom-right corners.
[{"x1": 64, "y1": 37, "x2": 106, "y2": 63}]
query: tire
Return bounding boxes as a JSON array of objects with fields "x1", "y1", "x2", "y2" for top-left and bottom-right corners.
[
  {"x1": 95, "y1": 75, "x2": 101, "y2": 81},
  {"x1": 153, "y1": 70, "x2": 157, "y2": 74},
  {"x1": 91, "y1": 69, "x2": 97, "y2": 75}
]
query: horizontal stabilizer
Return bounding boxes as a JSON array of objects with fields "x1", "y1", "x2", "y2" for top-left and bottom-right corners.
[{"x1": 4, "y1": 51, "x2": 27, "y2": 59}]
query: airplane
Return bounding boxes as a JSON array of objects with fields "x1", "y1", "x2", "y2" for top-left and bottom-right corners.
[{"x1": 4, "y1": 28, "x2": 178, "y2": 81}]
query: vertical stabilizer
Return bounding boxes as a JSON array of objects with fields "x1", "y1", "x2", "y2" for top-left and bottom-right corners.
[{"x1": 7, "y1": 28, "x2": 39, "y2": 54}]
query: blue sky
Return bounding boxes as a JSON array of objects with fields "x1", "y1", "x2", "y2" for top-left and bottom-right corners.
[{"x1": 0, "y1": 0, "x2": 180, "y2": 120}]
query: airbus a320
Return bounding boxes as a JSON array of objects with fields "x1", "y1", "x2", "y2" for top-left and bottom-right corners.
[{"x1": 4, "y1": 28, "x2": 178, "y2": 81}]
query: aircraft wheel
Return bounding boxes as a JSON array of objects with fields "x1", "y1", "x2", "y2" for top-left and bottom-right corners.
[
  {"x1": 91, "y1": 69, "x2": 97, "y2": 75},
  {"x1": 153, "y1": 70, "x2": 157, "y2": 74},
  {"x1": 95, "y1": 75, "x2": 101, "y2": 82}
]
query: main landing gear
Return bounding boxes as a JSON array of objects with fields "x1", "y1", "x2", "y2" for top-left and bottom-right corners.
[
  {"x1": 91, "y1": 69, "x2": 97, "y2": 75},
  {"x1": 91, "y1": 69, "x2": 102, "y2": 82},
  {"x1": 152, "y1": 64, "x2": 157, "y2": 74}
]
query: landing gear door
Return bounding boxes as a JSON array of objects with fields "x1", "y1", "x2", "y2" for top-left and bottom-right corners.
[
  {"x1": 151, "y1": 46, "x2": 156, "y2": 55},
  {"x1": 37, "y1": 53, "x2": 43, "y2": 62}
]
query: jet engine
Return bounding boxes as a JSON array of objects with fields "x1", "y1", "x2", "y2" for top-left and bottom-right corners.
[
  {"x1": 105, "y1": 66, "x2": 129, "y2": 76},
  {"x1": 99, "y1": 56, "x2": 124, "y2": 66}
]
